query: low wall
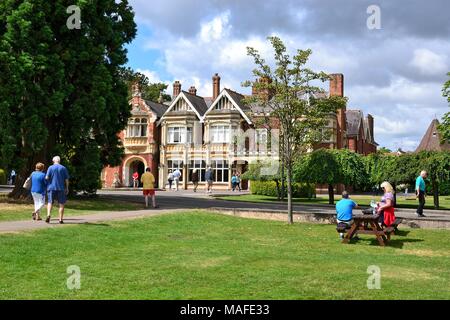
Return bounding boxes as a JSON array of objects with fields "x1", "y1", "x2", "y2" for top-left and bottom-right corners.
[{"x1": 210, "y1": 207, "x2": 450, "y2": 229}]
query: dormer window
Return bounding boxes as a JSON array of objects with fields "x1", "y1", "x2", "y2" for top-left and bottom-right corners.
[{"x1": 127, "y1": 118, "x2": 147, "y2": 137}]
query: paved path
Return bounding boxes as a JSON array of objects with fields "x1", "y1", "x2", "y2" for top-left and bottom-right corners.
[
  {"x1": 0, "y1": 208, "x2": 185, "y2": 234},
  {"x1": 1, "y1": 189, "x2": 449, "y2": 233}
]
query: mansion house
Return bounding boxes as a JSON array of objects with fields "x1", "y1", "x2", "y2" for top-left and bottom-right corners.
[{"x1": 101, "y1": 73, "x2": 377, "y2": 190}]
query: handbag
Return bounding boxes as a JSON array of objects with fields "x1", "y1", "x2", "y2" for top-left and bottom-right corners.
[{"x1": 23, "y1": 176, "x2": 32, "y2": 190}]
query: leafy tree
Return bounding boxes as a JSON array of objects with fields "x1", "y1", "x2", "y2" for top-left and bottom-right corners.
[
  {"x1": 295, "y1": 149, "x2": 366, "y2": 204},
  {"x1": 377, "y1": 147, "x2": 392, "y2": 154},
  {"x1": 119, "y1": 67, "x2": 171, "y2": 102},
  {"x1": 244, "y1": 37, "x2": 347, "y2": 223},
  {"x1": 242, "y1": 160, "x2": 283, "y2": 200},
  {"x1": 438, "y1": 72, "x2": 450, "y2": 142},
  {"x1": 0, "y1": 0, "x2": 137, "y2": 198}
]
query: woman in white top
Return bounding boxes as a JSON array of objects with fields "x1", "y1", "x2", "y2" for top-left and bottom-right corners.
[{"x1": 167, "y1": 170, "x2": 174, "y2": 190}]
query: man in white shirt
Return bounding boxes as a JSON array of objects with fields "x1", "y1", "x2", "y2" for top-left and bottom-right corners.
[{"x1": 172, "y1": 168, "x2": 182, "y2": 191}]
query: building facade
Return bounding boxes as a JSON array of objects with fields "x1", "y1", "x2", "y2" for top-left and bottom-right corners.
[{"x1": 101, "y1": 73, "x2": 377, "y2": 190}]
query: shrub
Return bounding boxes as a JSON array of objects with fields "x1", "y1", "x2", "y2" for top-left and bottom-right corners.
[
  {"x1": 250, "y1": 180, "x2": 316, "y2": 198},
  {"x1": 0, "y1": 169, "x2": 6, "y2": 185}
]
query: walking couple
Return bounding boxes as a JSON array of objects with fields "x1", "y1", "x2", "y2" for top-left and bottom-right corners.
[{"x1": 28, "y1": 156, "x2": 70, "y2": 224}]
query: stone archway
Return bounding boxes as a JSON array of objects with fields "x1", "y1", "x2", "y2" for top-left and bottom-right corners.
[{"x1": 124, "y1": 156, "x2": 148, "y2": 187}]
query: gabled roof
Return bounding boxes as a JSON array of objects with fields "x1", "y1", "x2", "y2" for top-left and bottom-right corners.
[
  {"x1": 346, "y1": 110, "x2": 363, "y2": 136},
  {"x1": 415, "y1": 119, "x2": 450, "y2": 152},
  {"x1": 182, "y1": 91, "x2": 209, "y2": 116},
  {"x1": 144, "y1": 100, "x2": 169, "y2": 118},
  {"x1": 203, "y1": 88, "x2": 252, "y2": 124}
]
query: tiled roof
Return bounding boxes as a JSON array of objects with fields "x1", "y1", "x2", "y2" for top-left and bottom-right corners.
[
  {"x1": 144, "y1": 100, "x2": 169, "y2": 118},
  {"x1": 415, "y1": 119, "x2": 450, "y2": 152},
  {"x1": 182, "y1": 91, "x2": 209, "y2": 116}
]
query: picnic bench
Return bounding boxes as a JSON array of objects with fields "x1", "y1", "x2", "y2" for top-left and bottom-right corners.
[{"x1": 337, "y1": 211, "x2": 403, "y2": 246}]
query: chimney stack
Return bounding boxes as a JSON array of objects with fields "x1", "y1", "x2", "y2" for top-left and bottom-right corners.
[
  {"x1": 173, "y1": 81, "x2": 181, "y2": 98},
  {"x1": 367, "y1": 114, "x2": 374, "y2": 142},
  {"x1": 189, "y1": 86, "x2": 197, "y2": 96},
  {"x1": 212, "y1": 73, "x2": 221, "y2": 100},
  {"x1": 252, "y1": 77, "x2": 272, "y2": 101},
  {"x1": 329, "y1": 73, "x2": 346, "y2": 148},
  {"x1": 329, "y1": 73, "x2": 344, "y2": 97}
]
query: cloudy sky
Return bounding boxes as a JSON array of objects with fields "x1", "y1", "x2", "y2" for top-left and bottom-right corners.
[{"x1": 125, "y1": 0, "x2": 449, "y2": 151}]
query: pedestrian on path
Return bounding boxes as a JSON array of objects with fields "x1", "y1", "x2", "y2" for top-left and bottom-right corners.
[
  {"x1": 167, "y1": 170, "x2": 174, "y2": 190},
  {"x1": 236, "y1": 172, "x2": 242, "y2": 191},
  {"x1": 141, "y1": 167, "x2": 157, "y2": 208},
  {"x1": 416, "y1": 170, "x2": 428, "y2": 217},
  {"x1": 231, "y1": 173, "x2": 238, "y2": 191},
  {"x1": 173, "y1": 168, "x2": 181, "y2": 191},
  {"x1": 30, "y1": 163, "x2": 47, "y2": 221},
  {"x1": 205, "y1": 167, "x2": 214, "y2": 193},
  {"x1": 45, "y1": 156, "x2": 70, "y2": 224},
  {"x1": 191, "y1": 169, "x2": 199, "y2": 192},
  {"x1": 9, "y1": 169, "x2": 16, "y2": 185}
]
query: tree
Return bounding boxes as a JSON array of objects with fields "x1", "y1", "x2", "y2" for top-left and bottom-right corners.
[
  {"x1": 0, "y1": 0, "x2": 137, "y2": 198},
  {"x1": 377, "y1": 147, "x2": 392, "y2": 154},
  {"x1": 438, "y1": 72, "x2": 450, "y2": 142},
  {"x1": 243, "y1": 37, "x2": 347, "y2": 224},
  {"x1": 294, "y1": 149, "x2": 366, "y2": 204},
  {"x1": 119, "y1": 67, "x2": 171, "y2": 102}
]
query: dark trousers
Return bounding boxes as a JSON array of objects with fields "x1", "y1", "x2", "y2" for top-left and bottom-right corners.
[{"x1": 417, "y1": 190, "x2": 425, "y2": 215}]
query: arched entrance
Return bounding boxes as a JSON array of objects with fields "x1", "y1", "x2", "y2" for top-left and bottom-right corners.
[{"x1": 124, "y1": 157, "x2": 147, "y2": 187}]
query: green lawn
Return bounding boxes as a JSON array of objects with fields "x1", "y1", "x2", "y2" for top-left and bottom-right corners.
[
  {"x1": 0, "y1": 195, "x2": 143, "y2": 222},
  {"x1": 0, "y1": 211, "x2": 449, "y2": 299},
  {"x1": 218, "y1": 194, "x2": 450, "y2": 210}
]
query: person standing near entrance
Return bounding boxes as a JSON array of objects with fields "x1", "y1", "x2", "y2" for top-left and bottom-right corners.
[
  {"x1": 416, "y1": 170, "x2": 428, "y2": 217},
  {"x1": 167, "y1": 170, "x2": 174, "y2": 190},
  {"x1": 236, "y1": 172, "x2": 242, "y2": 191},
  {"x1": 45, "y1": 156, "x2": 70, "y2": 224},
  {"x1": 132, "y1": 171, "x2": 139, "y2": 188},
  {"x1": 141, "y1": 167, "x2": 157, "y2": 208},
  {"x1": 205, "y1": 167, "x2": 214, "y2": 194},
  {"x1": 191, "y1": 169, "x2": 199, "y2": 192},
  {"x1": 172, "y1": 168, "x2": 181, "y2": 191}
]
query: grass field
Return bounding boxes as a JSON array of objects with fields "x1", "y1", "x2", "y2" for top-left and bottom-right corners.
[
  {"x1": 218, "y1": 194, "x2": 450, "y2": 210},
  {"x1": 0, "y1": 195, "x2": 143, "y2": 222},
  {"x1": 1, "y1": 211, "x2": 449, "y2": 299}
]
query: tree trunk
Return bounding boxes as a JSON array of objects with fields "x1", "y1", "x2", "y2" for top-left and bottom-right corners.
[
  {"x1": 286, "y1": 163, "x2": 293, "y2": 224},
  {"x1": 328, "y1": 184, "x2": 334, "y2": 204},
  {"x1": 393, "y1": 183, "x2": 397, "y2": 206},
  {"x1": 281, "y1": 160, "x2": 285, "y2": 201},
  {"x1": 432, "y1": 179, "x2": 439, "y2": 209}
]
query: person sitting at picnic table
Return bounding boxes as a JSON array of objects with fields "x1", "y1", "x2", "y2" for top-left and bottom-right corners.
[
  {"x1": 335, "y1": 191, "x2": 359, "y2": 239},
  {"x1": 376, "y1": 181, "x2": 396, "y2": 227}
]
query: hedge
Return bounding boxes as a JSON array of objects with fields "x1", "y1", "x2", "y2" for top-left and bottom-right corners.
[
  {"x1": 0, "y1": 169, "x2": 6, "y2": 185},
  {"x1": 250, "y1": 180, "x2": 316, "y2": 198}
]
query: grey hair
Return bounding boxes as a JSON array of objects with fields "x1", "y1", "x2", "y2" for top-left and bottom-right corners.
[{"x1": 52, "y1": 156, "x2": 61, "y2": 163}]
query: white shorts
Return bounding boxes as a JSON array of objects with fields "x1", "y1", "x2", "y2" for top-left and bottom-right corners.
[{"x1": 32, "y1": 192, "x2": 45, "y2": 212}]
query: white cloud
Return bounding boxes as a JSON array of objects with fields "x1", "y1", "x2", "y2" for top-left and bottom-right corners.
[{"x1": 410, "y1": 48, "x2": 448, "y2": 76}]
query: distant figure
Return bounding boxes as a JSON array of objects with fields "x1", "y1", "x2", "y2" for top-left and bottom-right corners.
[
  {"x1": 30, "y1": 163, "x2": 46, "y2": 221},
  {"x1": 205, "y1": 167, "x2": 214, "y2": 194},
  {"x1": 141, "y1": 167, "x2": 157, "y2": 208},
  {"x1": 415, "y1": 170, "x2": 428, "y2": 217},
  {"x1": 132, "y1": 171, "x2": 139, "y2": 188},
  {"x1": 191, "y1": 169, "x2": 199, "y2": 192},
  {"x1": 236, "y1": 172, "x2": 242, "y2": 191},
  {"x1": 376, "y1": 181, "x2": 396, "y2": 227},
  {"x1": 335, "y1": 191, "x2": 359, "y2": 239},
  {"x1": 45, "y1": 156, "x2": 70, "y2": 224},
  {"x1": 10, "y1": 169, "x2": 16, "y2": 185},
  {"x1": 172, "y1": 168, "x2": 182, "y2": 191},
  {"x1": 167, "y1": 170, "x2": 174, "y2": 190},
  {"x1": 231, "y1": 173, "x2": 238, "y2": 191}
]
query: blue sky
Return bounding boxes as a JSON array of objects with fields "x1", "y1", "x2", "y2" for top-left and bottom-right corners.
[{"x1": 125, "y1": 0, "x2": 450, "y2": 151}]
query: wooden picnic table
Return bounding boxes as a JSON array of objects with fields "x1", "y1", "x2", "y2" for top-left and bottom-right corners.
[{"x1": 342, "y1": 213, "x2": 388, "y2": 246}]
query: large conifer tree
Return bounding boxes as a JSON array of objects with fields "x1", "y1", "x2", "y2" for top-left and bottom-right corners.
[{"x1": 0, "y1": 0, "x2": 136, "y2": 197}]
